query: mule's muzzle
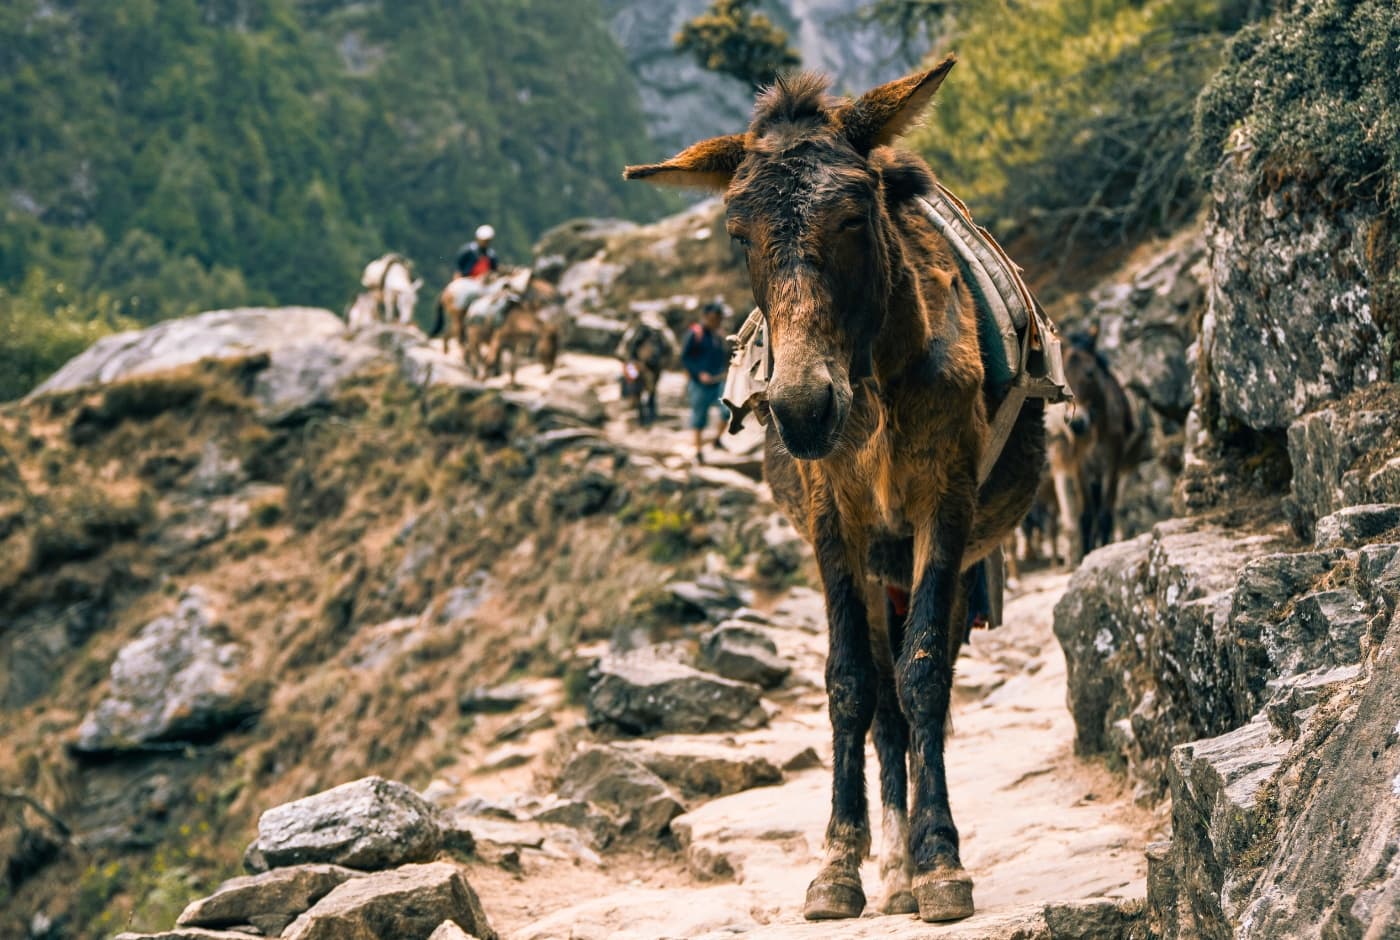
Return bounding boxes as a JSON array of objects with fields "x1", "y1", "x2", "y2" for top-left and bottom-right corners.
[{"x1": 769, "y1": 368, "x2": 849, "y2": 460}]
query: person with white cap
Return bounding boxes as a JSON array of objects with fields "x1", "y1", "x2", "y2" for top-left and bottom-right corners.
[{"x1": 455, "y1": 224, "x2": 500, "y2": 280}]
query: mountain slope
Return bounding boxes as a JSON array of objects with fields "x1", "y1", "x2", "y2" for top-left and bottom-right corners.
[{"x1": 0, "y1": 0, "x2": 668, "y2": 361}]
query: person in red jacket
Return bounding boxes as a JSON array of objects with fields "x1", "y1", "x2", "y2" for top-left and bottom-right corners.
[{"x1": 455, "y1": 224, "x2": 500, "y2": 279}]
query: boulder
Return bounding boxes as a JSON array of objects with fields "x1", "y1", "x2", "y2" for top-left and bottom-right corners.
[
  {"x1": 32, "y1": 307, "x2": 344, "y2": 398},
  {"x1": 700, "y1": 622, "x2": 791, "y2": 689},
  {"x1": 74, "y1": 588, "x2": 263, "y2": 754},
  {"x1": 251, "y1": 776, "x2": 441, "y2": 870},
  {"x1": 282, "y1": 862, "x2": 496, "y2": 940},
  {"x1": 31, "y1": 307, "x2": 392, "y2": 424},
  {"x1": 586, "y1": 651, "x2": 767, "y2": 737},
  {"x1": 555, "y1": 744, "x2": 685, "y2": 838},
  {"x1": 176, "y1": 864, "x2": 361, "y2": 936}
]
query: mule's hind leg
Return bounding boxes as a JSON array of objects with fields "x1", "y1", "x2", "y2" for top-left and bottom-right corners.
[
  {"x1": 872, "y1": 588, "x2": 916, "y2": 915},
  {"x1": 804, "y1": 504, "x2": 876, "y2": 921}
]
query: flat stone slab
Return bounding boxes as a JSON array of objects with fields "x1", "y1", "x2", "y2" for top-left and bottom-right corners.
[
  {"x1": 613, "y1": 736, "x2": 783, "y2": 798},
  {"x1": 253, "y1": 776, "x2": 441, "y2": 870},
  {"x1": 282, "y1": 862, "x2": 497, "y2": 940},
  {"x1": 177, "y1": 863, "x2": 362, "y2": 935}
]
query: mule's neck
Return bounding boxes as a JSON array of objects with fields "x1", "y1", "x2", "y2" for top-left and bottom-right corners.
[{"x1": 870, "y1": 223, "x2": 937, "y2": 389}]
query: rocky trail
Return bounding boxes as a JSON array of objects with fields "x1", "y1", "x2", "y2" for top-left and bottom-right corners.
[
  {"x1": 452, "y1": 568, "x2": 1154, "y2": 940},
  {"x1": 89, "y1": 342, "x2": 1155, "y2": 940}
]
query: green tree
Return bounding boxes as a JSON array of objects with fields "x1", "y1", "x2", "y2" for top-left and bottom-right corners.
[
  {"x1": 0, "y1": 0, "x2": 674, "y2": 399},
  {"x1": 904, "y1": 0, "x2": 1266, "y2": 262},
  {"x1": 675, "y1": 0, "x2": 801, "y2": 91}
]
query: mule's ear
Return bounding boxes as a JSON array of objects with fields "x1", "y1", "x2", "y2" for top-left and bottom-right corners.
[
  {"x1": 624, "y1": 134, "x2": 747, "y2": 190},
  {"x1": 837, "y1": 54, "x2": 956, "y2": 154}
]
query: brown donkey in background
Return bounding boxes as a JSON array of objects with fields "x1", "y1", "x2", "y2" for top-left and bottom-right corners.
[{"x1": 626, "y1": 56, "x2": 1046, "y2": 923}]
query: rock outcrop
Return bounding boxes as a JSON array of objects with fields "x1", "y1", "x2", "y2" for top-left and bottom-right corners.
[
  {"x1": 1284, "y1": 384, "x2": 1400, "y2": 540},
  {"x1": 1052, "y1": 4, "x2": 1400, "y2": 932},
  {"x1": 1053, "y1": 518, "x2": 1289, "y2": 794},
  {"x1": 1152, "y1": 607, "x2": 1400, "y2": 939},
  {"x1": 1198, "y1": 157, "x2": 1388, "y2": 435},
  {"x1": 601, "y1": 0, "x2": 903, "y2": 156}
]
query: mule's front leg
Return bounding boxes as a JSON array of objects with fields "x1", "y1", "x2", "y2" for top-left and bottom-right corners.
[
  {"x1": 803, "y1": 503, "x2": 877, "y2": 921},
  {"x1": 900, "y1": 496, "x2": 975, "y2": 922},
  {"x1": 872, "y1": 590, "x2": 916, "y2": 914}
]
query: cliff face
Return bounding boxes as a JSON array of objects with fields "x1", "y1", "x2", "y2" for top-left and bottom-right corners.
[
  {"x1": 601, "y1": 0, "x2": 904, "y2": 156},
  {"x1": 1053, "y1": 2, "x2": 1400, "y2": 936}
]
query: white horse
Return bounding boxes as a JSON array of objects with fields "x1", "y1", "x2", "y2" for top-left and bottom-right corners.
[{"x1": 349, "y1": 253, "x2": 422, "y2": 328}]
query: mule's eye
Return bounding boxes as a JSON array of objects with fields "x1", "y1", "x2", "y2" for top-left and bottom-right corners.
[
  {"x1": 731, "y1": 232, "x2": 751, "y2": 250},
  {"x1": 838, "y1": 216, "x2": 864, "y2": 232}
]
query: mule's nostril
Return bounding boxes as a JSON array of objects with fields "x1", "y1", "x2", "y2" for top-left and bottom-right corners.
[{"x1": 818, "y1": 382, "x2": 835, "y2": 425}]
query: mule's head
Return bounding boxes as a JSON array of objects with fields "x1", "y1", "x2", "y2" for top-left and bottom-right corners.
[{"x1": 625, "y1": 57, "x2": 955, "y2": 459}]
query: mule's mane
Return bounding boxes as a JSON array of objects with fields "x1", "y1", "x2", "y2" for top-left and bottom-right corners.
[{"x1": 751, "y1": 72, "x2": 836, "y2": 137}]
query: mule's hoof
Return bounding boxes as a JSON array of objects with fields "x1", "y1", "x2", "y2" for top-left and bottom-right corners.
[
  {"x1": 803, "y1": 878, "x2": 866, "y2": 920},
  {"x1": 879, "y1": 889, "x2": 918, "y2": 915},
  {"x1": 912, "y1": 870, "x2": 974, "y2": 922}
]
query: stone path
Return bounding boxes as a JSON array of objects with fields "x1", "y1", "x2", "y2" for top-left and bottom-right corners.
[
  {"x1": 420, "y1": 351, "x2": 1158, "y2": 938},
  {"x1": 458, "y1": 570, "x2": 1154, "y2": 939}
]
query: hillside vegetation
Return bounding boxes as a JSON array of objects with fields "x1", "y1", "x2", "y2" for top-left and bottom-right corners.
[
  {"x1": 0, "y1": 0, "x2": 669, "y2": 398},
  {"x1": 908, "y1": 0, "x2": 1267, "y2": 260}
]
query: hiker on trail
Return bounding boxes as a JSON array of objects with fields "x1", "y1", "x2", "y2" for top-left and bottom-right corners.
[
  {"x1": 455, "y1": 224, "x2": 500, "y2": 280},
  {"x1": 616, "y1": 310, "x2": 677, "y2": 427},
  {"x1": 682, "y1": 299, "x2": 731, "y2": 462}
]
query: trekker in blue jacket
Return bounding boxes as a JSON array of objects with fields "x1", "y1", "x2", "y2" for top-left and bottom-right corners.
[{"x1": 681, "y1": 300, "x2": 731, "y2": 462}]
